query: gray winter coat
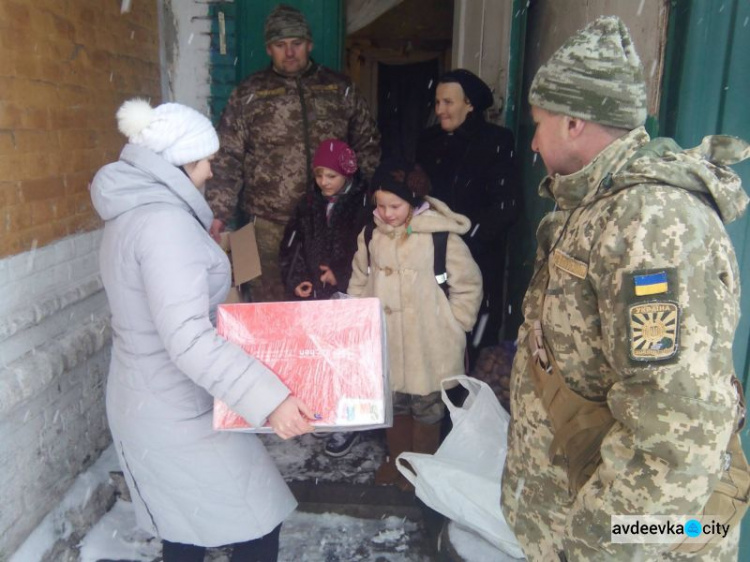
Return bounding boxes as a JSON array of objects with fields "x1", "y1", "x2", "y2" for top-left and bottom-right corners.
[{"x1": 90, "y1": 144, "x2": 296, "y2": 546}]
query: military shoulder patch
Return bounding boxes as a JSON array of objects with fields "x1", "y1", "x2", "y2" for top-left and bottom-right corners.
[{"x1": 628, "y1": 301, "x2": 680, "y2": 361}]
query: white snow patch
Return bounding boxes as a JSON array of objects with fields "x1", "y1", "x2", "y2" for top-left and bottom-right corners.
[
  {"x1": 79, "y1": 503, "x2": 429, "y2": 562},
  {"x1": 79, "y1": 500, "x2": 160, "y2": 562},
  {"x1": 10, "y1": 446, "x2": 120, "y2": 562}
]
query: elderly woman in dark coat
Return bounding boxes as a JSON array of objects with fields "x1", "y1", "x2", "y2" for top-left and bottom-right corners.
[{"x1": 416, "y1": 69, "x2": 519, "y2": 366}]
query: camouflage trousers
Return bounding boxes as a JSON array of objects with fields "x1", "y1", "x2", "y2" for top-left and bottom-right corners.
[
  {"x1": 392, "y1": 391, "x2": 444, "y2": 425},
  {"x1": 501, "y1": 398, "x2": 741, "y2": 560},
  {"x1": 247, "y1": 217, "x2": 286, "y2": 303},
  {"x1": 501, "y1": 342, "x2": 741, "y2": 561}
]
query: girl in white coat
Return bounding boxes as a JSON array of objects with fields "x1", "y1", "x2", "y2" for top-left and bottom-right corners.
[
  {"x1": 347, "y1": 158, "x2": 482, "y2": 490},
  {"x1": 90, "y1": 99, "x2": 314, "y2": 562}
]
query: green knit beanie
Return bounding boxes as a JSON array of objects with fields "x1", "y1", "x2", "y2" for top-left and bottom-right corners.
[{"x1": 529, "y1": 16, "x2": 647, "y2": 129}]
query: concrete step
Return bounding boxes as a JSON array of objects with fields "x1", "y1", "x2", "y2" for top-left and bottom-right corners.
[{"x1": 288, "y1": 481, "x2": 445, "y2": 560}]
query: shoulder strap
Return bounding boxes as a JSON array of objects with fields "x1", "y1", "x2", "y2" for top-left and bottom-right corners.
[
  {"x1": 433, "y1": 231, "x2": 449, "y2": 297},
  {"x1": 364, "y1": 222, "x2": 374, "y2": 272},
  {"x1": 365, "y1": 225, "x2": 449, "y2": 296}
]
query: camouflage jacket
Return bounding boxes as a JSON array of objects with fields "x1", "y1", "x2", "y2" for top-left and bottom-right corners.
[
  {"x1": 501, "y1": 128, "x2": 749, "y2": 560},
  {"x1": 206, "y1": 62, "x2": 381, "y2": 225}
]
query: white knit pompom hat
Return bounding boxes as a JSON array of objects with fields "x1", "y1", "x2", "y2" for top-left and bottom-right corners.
[{"x1": 116, "y1": 98, "x2": 219, "y2": 166}]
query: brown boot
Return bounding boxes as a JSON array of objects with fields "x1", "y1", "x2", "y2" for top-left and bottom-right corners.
[
  {"x1": 412, "y1": 419, "x2": 441, "y2": 455},
  {"x1": 375, "y1": 415, "x2": 413, "y2": 490}
]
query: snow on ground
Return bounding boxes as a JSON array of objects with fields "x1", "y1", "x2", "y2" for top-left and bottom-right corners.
[
  {"x1": 78, "y1": 499, "x2": 161, "y2": 562},
  {"x1": 16, "y1": 423, "x2": 524, "y2": 561},
  {"x1": 77, "y1": 430, "x2": 431, "y2": 562},
  {"x1": 279, "y1": 512, "x2": 427, "y2": 561},
  {"x1": 258, "y1": 430, "x2": 385, "y2": 484},
  {"x1": 9, "y1": 446, "x2": 120, "y2": 562},
  {"x1": 78, "y1": 500, "x2": 429, "y2": 562},
  {"x1": 71, "y1": 429, "x2": 425, "y2": 561}
]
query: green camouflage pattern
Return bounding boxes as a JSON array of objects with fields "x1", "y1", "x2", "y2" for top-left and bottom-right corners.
[
  {"x1": 501, "y1": 127, "x2": 749, "y2": 560},
  {"x1": 247, "y1": 217, "x2": 287, "y2": 303},
  {"x1": 529, "y1": 16, "x2": 647, "y2": 129},
  {"x1": 264, "y1": 4, "x2": 311, "y2": 43},
  {"x1": 206, "y1": 63, "x2": 380, "y2": 225}
]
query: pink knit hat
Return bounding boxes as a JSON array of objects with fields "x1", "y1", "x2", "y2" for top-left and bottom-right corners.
[{"x1": 312, "y1": 139, "x2": 358, "y2": 177}]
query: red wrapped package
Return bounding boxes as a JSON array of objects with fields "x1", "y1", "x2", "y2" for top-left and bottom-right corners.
[{"x1": 213, "y1": 297, "x2": 391, "y2": 432}]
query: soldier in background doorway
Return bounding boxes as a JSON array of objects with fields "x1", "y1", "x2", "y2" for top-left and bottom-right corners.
[{"x1": 207, "y1": 4, "x2": 380, "y2": 302}]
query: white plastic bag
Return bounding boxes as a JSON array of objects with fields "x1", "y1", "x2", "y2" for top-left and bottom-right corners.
[{"x1": 396, "y1": 375, "x2": 523, "y2": 559}]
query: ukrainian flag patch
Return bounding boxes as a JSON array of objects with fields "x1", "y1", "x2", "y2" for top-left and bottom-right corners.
[{"x1": 633, "y1": 271, "x2": 669, "y2": 296}]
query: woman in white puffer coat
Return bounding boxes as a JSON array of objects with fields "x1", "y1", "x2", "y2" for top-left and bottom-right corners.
[{"x1": 90, "y1": 99, "x2": 314, "y2": 562}]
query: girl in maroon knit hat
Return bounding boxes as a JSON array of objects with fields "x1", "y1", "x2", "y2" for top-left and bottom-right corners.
[
  {"x1": 280, "y1": 138, "x2": 371, "y2": 301},
  {"x1": 279, "y1": 138, "x2": 373, "y2": 457}
]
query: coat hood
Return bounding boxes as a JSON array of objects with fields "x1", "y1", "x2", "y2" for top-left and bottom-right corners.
[
  {"x1": 374, "y1": 196, "x2": 472, "y2": 236},
  {"x1": 540, "y1": 128, "x2": 749, "y2": 225},
  {"x1": 615, "y1": 134, "x2": 750, "y2": 224},
  {"x1": 91, "y1": 143, "x2": 214, "y2": 229}
]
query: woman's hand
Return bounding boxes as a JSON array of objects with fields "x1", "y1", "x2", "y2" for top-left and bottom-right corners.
[
  {"x1": 319, "y1": 265, "x2": 337, "y2": 287},
  {"x1": 267, "y1": 396, "x2": 316, "y2": 439},
  {"x1": 294, "y1": 281, "x2": 313, "y2": 298},
  {"x1": 209, "y1": 219, "x2": 224, "y2": 244}
]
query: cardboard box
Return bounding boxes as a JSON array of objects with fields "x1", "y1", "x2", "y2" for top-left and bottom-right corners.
[
  {"x1": 219, "y1": 222, "x2": 262, "y2": 303},
  {"x1": 213, "y1": 298, "x2": 391, "y2": 433}
]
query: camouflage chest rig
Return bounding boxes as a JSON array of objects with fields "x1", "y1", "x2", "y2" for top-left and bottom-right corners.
[{"x1": 527, "y1": 140, "x2": 750, "y2": 555}]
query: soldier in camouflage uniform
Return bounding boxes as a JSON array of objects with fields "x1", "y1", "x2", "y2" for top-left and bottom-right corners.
[
  {"x1": 501, "y1": 16, "x2": 749, "y2": 561},
  {"x1": 206, "y1": 4, "x2": 380, "y2": 302}
]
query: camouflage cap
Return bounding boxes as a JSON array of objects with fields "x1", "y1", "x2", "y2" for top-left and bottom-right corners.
[
  {"x1": 529, "y1": 16, "x2": 647, "y2": 129},
  {"x1": 264, "y1": 4, "x2": 312, "y2": 44}
]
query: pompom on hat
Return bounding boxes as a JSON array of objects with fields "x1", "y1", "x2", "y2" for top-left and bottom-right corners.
[
  {"x1": 116, "y1": 98, "x2": 219, "y2": 166},
  {"x1": 264, "y1": 4, "x2": 312, "y2": 44},
  {"x1": 371, "y1": 157, "x2": 431, "y2": 207},
  {"x1": 312, "y1": 138, "x2": 358, "y2": 177},
  {"x1": 439, "y1": 69, "x2": 494, "y2": 112},
  {"x1": 529, "y1": 16, "x2": 647, "y2": 129}
]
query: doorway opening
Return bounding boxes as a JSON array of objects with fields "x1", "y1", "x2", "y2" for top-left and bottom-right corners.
[
  {"x1": 346, "y1": 0, "x2": 454, "y2": 159},
  {"x1": 377, "y1": 59, "x2": 439, "y2": 161}
]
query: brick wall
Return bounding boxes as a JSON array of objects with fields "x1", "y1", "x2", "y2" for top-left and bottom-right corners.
[
  {"x1": 0, "y1": 0, "x2": 161, "y2": 557},
  {"x1": 0, "y1": 0, "x2": 161, "y2": 259},
  {"x1": 0, "y1": 231, "x2": 113, "y2": 559}
]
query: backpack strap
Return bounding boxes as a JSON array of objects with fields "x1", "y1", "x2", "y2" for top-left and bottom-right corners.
[
  {"x1": 432, "y1": 231, "x2": 449, "y2": 297},
  {"x1": 364, "y1": 222, "x2": 375, "y2": 274},
  {"x1": 365, "y1": 223, "x2": 449, "y2": 296}
]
